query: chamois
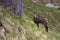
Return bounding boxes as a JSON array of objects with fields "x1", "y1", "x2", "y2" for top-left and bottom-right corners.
[{"x1": 33, "y1": 12, "x2": 48, "y2": 32}]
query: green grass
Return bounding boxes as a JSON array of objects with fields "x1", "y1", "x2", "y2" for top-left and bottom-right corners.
[{"x1": 0, "y1": 0, "x2": 60, "y2": 40}]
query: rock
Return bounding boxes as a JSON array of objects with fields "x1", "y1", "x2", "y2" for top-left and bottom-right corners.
[
  {"x1": 32, "y1": 0, "x2": 39, "y2": 3},
  {"x1": 45, "y1": 3, "x2": 59, "y2": 9},
  {"x1": 0, "y1": 27, "x2": 6, "y2": 40}
]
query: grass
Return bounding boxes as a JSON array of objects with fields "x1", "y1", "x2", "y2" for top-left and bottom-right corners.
[{"x1": 0, "y1": 0, "x2": 60, "y2": 40}]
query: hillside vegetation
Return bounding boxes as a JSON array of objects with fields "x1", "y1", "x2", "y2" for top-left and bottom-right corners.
[{"x1": 0, "y1": 0, "x2": 60, "y2": 40}]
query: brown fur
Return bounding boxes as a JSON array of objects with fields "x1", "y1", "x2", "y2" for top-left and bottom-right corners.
[{"x1": 33, "y1": 13, "x2": 48, "y2": 32}]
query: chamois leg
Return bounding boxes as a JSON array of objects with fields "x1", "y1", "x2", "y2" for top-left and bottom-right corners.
[
  {"x1": 36, "y1": 23, "x2": 39, "y2": 28},
  {"x1": 45, "y1": 25, "x2": 48, "y2": 32},
  {"x1": 43, "y1": 23, "x2": 48, "y2": 32}
]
